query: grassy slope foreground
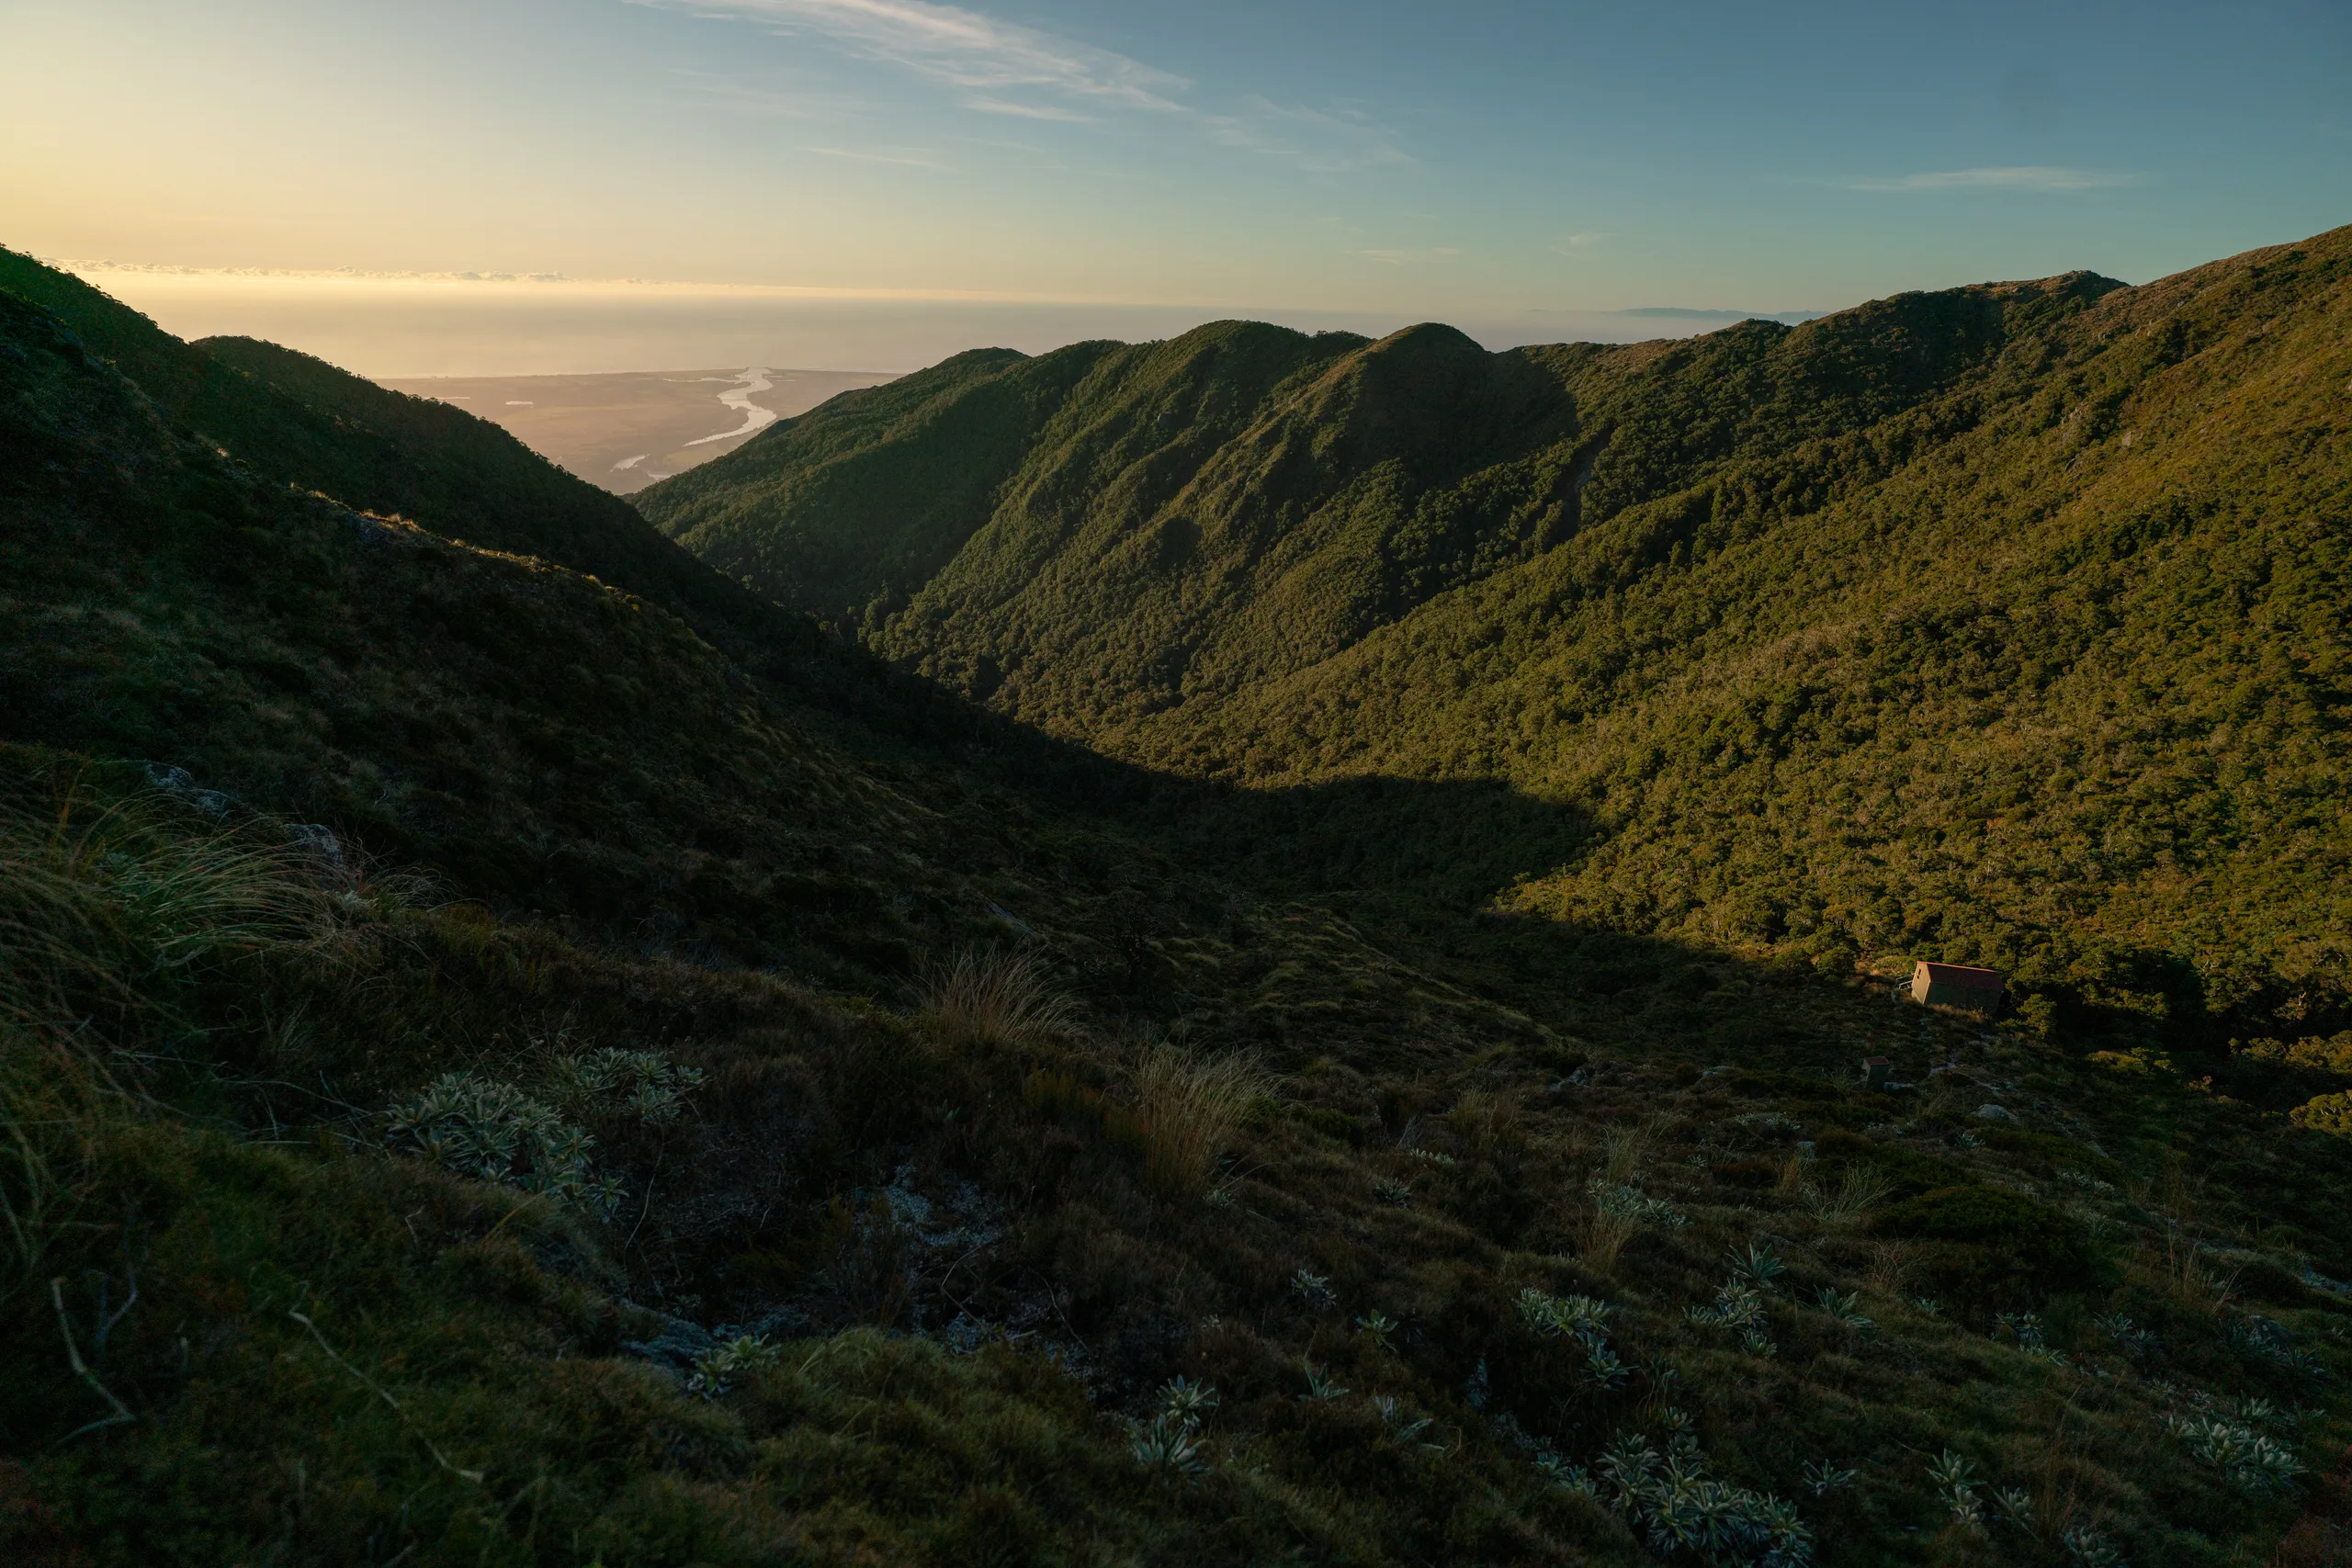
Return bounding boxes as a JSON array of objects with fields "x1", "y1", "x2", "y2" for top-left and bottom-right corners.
[
  {"x1": 641, "y1": 232, "x2": 2352, "y2": 1095},
  {"x1": 5, "y1": 264, "x2": 2352, "y2": 1567}
]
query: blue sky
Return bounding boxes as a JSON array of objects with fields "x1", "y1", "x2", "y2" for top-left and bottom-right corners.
[{"x1": 5, "y1": 0, "x2": 2347, "y2": 367}]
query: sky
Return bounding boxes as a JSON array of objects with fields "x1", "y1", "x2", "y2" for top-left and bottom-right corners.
[{"x1": 3, "y1": 0, "x2": 2347, "y2": 373}]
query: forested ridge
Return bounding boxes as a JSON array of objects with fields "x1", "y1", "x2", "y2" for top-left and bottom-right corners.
[{"x1": 644, "y1": 229, "x2": 2352, "y2": 1075}]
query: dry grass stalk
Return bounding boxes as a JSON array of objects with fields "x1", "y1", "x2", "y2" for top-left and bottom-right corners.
[
  {"x1": 1579, "y1": 1202, "x2": 1642, "y2": 1275},
  {"x1": 2139, "y1": 1157, "x2": 2236, "y2": 1312},
  {"x1": 2154, "y1": 1229, "x2": 2238, "y2": 1314},
  {"x1": 1601, "y1": 1125, "x2": 1646, "y2": 1184},
  {"x1": 1864, "y1": 1240, "x2": 1907, "y2": 1296},
  {"x1": 922, "y1": 947, "x2": 1078, "y2": 1051},
  {"x1": 0, "y1": 786, "x2": 341, "y2": 1305},
  {"x1": 1804, "y1": 1167, "x2": 1892, "y2": 1228},
  {"x1": 1448, "y1": 1090, "x2": 1523, "y2": 1156},
  {"x1": 2, "y1": 791, "x2": 329, "y2": 1033},
  {"x1": 1125, "y1": 1044, "x2": 1269, "y2": 1197}
]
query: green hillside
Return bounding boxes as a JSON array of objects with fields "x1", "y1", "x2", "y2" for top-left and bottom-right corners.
[
  {"x1": 8, "y1": 250, "x2": 2352, "y2": 1568},
  {"x1": 647, "y1": 231, "x2": 2352, "y2": 1081},
  {"x1": 638, "y1": 322, "x2": 1379, "y2": 638}
]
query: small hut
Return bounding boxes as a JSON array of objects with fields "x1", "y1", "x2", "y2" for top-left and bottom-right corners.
[{"x1": 1911, "y1": 961, "x2": 2005, "y2": 1015}]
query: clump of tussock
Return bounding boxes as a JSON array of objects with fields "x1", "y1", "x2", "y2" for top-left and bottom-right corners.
[
  {"x1": 1120, "y1": 1043, "x2": 1271, "y2": 1197},
  {"x1": 0, "y1": 784, "x2": 330, "y2": 1036},
  {"x1": 1804, "y1": 1166, "x2": 1892, "y2": 1229},
  {"x1": 0, "y1": 1021, "x2": 123, "y2": 1305},
  {"x1": 1574, "y1": 1124, "x2": 1660, "y2": 1272},
  {"x1": 922, "y1": 946, "x2": 1079, "y2": 1050},
  {"x1": 0, "y1": 780, "x2": 335, "y2": 1305}
]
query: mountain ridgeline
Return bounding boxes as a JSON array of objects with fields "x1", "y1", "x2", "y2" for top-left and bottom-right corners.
[{"x1": 641, "y1": 233, "x2": 2352, "y2": 1061}]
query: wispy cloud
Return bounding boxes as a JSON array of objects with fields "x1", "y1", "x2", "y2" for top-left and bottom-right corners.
[
  {"x1": 1548, "y1": 231, "x2": 1608, "y2": 258},
  {"x1": 962, "y1": 96, "x2": 1091, "y2": 121},
  {"x1": 1832, "y1": 164, "x2": 2143, "y2": 194},
  {"x1": 644, "y1": 1, "x2": 1413, "y2": 172},
  {"x1": 633, "y1": 0, "x2": 1185, "y2": 114},
  {"x1": 1351, "y1": 246, "x2": 1460, "y2": 265},
  {"x1": 802, "y1": 143, "x2": 947, "y2": 168},
  {"x1": 1209, "y1": 97, "x2": 1410, "y2": 174}
]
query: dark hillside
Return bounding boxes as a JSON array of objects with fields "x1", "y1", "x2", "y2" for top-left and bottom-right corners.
[
  {"x1": 0, "y1": 251, "x2": 839, "y2": 682},
  {"x1": 0, "y1": 251, "x2": 1137, "y2": 777}
]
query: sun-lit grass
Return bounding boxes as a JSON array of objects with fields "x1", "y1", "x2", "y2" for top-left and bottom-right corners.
[
  {"x1": 1121, "y1": 1043, "x2": 1271, "y2": 1197},
  {"x1": 922, "y1": 946, "x2": 1079, "y2": 1051}
]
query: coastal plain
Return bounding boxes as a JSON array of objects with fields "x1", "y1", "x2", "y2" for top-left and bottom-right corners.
[{"x1": 377, "y1": 366, "x2": 897, "y2": 493}]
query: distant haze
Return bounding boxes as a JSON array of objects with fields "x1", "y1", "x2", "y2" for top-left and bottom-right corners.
[
  {"x1": 60, "y1": 266, "x2": 1816, "y2": 379},
  {"x1": 10, "y1": 1, "x2": 2345, "y2": 370}
]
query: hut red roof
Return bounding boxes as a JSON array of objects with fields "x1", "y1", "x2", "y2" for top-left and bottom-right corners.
[{"x1": 1914, "y1": 962, "x2": 2004, "y2": 991}]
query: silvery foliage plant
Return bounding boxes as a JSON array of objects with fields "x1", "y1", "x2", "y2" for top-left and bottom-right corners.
[
  {"x1": 2162, "y1": 1414, "x2": 2304, "y2": 1493},
  {"x1": 1518, "y1": 1289, "x2": 1631, "y2": 1389},
  {"x1": 1132, "y1": 1377, "x2": 1218, "y2": 1473},
  {"x1": 1595, "y1": 1432, "x2": 1814, "y2": 1565},
  {"x1": 385, "y1": 1048, "x2": 704, "y2": 1216}
]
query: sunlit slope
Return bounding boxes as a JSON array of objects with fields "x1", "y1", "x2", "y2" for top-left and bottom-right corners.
[
  {"x1": 1143, "y1": 230, "x2": 2352, "y2": 1031},
  {"x1": 890, "y1": 282, "x2": 2091, "y2": 727},
  {"x1": 636, "y1": 321, "x2": 1381, "y2": 633},
  {"x1": 649, "y1": 275, "x2": 2123, "y2": 730},
  {"x1": 654, "y1": 228, "x2": 2350, "y2": 1043}
]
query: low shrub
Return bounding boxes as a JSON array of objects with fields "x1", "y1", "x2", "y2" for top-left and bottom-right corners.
[
  {"x1": 1811, "y1": 1129, "x2": 1971, "y2": 1196},
  {"x1": 1874, "y1": 1184, "x2": 2104, "y2": 1303},
  {"x1": 2290, "y1": 1092, "x2": 2352, "y2": 1137},
  {"x1": 1294, "y1": 1104, "x2": 1372, "y2": 1146}
]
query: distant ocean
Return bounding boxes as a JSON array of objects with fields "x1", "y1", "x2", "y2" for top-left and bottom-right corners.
[{"x1": 61, "y1": 266, "x2": 1824, "y2": 378}]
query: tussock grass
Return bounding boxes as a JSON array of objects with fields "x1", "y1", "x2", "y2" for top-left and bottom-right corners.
[
  {"x1": 922, "y1": 946, "x2": 1078, "y2": 1050},
  {"x1": 1574, "y1": 1125, "x2": 1657, "y2": 1272},
  {"x1": 1577, "y1": 1203, "x2": 1640, "y2": 1275},
  {"x1": 1804, "y1": 1166, "x2": 1892, "y2": 1229},
  {"x1": 0, "y1": 779, "x2": 341, "y2": 1305},
  {"x1": 1121, "y1": 1043, "x2": 1270, "y2": 1197},
  {"x1": 1447, "y1": 1090, "x2": 1523, "y2": 1157},
  {"x1": 0, "y1": 784, "x2": 329, "y2": 1033},
  {"x1": 1864, "y1": 1240, "x2": 1908, "y2": 1296},
  {"x1": 1600, "y1": 1125, "x2": 1646, "y2": 1184},
  {"x1": 2151, "y1": 1230, "x2": 2240, "y2": 1314}
]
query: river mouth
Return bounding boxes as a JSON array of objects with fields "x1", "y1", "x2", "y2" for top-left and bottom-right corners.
[
  {"x1": 683, "y1": 367, "x2": 779, "y2": 447},
  {"x1": 374, "y1": 366, "x2": 896, "y2": 494}
]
